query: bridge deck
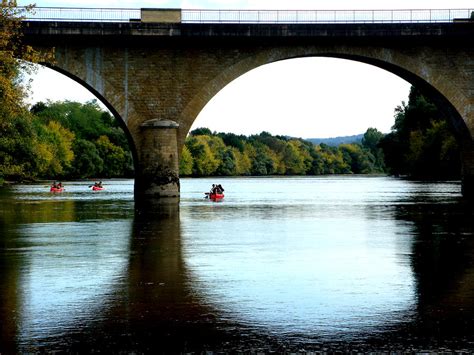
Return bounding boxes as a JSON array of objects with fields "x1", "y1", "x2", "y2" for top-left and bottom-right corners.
[{"x1": 22, "y1": 21, "x2": 474, "y2": 44}]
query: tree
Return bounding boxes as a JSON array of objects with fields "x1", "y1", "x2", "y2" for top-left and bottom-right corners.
[
  {"x1": 217, "y1": 132, "x2": 246, "y2": 152},
  {"x1": 186, "y1": 135, "x2": 219, "y2": 176},
  {"x1": 34, "y1": 120, "x2": 75, "y2": 177},
  {"x1": 95, "y1": 135, "x2": 127, "y2": 177},
  {"x1": 216, "y1": 147, "x2": 236, "y2": 176},
  {"x1": 380, "y1": 86, "x2": 461, "y2": 179},
  {"x1": 179, "y1": 145, "x2": 193, "y2": 176},
  {"x1": 68, "y1": 139, "x2": 103, "y2": 178},
  {"x1": 190, "y1": 127, "x2": 213, "y2": 136},
  {"x1": 282, "y1": 140, "x2": 306, "y2": 175},
  {"x1": 0, "y1": 112, "x2": 39, "y2": 180},
  {"x1": 361, "y1": 128, "x2": 385, "y2": 173},
  {"x1": 233, "y1": 147, "x2": 252, "y2": 175},
  {"x1": 0, "y1": 1, "x2": 52, "y2": 181},
  {"x1": 339, "y1": 143, "x2": 374, "y2": 174}
]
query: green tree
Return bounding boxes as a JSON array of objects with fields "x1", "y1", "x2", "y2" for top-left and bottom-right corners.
[
  {"x1": 95, "y1": 135, "x2": 127, "y2": 177},
  {"x1": 218, "y1": 132, "x2": 246, "y2": 152},
  {"x1": 233, "y1": 146, "x2": 252, "y2": 175},
  {"x1": 0, "y1": 113, "x2": 39, "y2": 180},
  {"x1": 186, "y1": 135, "x2": 219, "y2": 176},
  {"x1": 68, "y1": 139, "x2": 103, "y2": 178},
  {"x1": 216, "y1": 147, "x2": 236, "y2": 175},
  {"x1": 34, "y1": 120, "x2": 75, "y2": 177},
  {"x1": 380, "y1": 86, "x2": 461, "y2": 178},
  {"x1": 179, "y1": 145, "x2": 193, "y2": 176},
  {"x1": 361, "y1": 127, "x2": 385, "y2": 172},
  {"x1": 318, "y1": 144, "x2": 350, "y2": 174},
  {"x1": 282, "y1": 140, "x2": 307, "y2": 175},
  {"x1": 190, "y1": 127, "x2": 213, "y2": 136},
  {"x1": 339, "y1": 143, "x2": 374, "y2": 174}
]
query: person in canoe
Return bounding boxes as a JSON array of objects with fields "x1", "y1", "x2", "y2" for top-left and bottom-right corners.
[
  {"x1": 206, "y1": 183, "x2": 225, "y2": 199},
  {"x1": 209, "y1": 184, "x2": 216, "y2": 194},
  {"x1": 50, "y1": 181, "x2": 64, "y2": 192},
  {"x1": 51, "y1": 181, "x2": 62, "y2": 188},
  {"x1": 91, "y1": 181, "x2": 105, "y2": 191},
  {"x1": 209, "y1": 184, "x2": 223, "y2": 193}
]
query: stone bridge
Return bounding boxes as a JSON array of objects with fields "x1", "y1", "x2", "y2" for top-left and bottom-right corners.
[{"x1": 21, "y1": 9, "x2": 474, "y2": 199}]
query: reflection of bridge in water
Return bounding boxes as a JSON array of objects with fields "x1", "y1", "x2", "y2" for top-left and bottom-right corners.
[
  {"x1": 21, "y1": 7, "x2": 474, "y2": 199},
  {"x1": 1, "y1": 189, "x2": 474, "y2": 352}
]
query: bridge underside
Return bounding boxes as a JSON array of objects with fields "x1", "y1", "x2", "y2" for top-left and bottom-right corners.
[{"x1": 22, "y1": 21, "x2": 474, "y2": 199}]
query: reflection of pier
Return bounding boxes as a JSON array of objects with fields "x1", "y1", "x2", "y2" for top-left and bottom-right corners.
[
  {"x1": 66, "y1": 202, "x2": 237, "y2": 352},
  {"x1": 106, "y1": 202, "x2": 229, "y2": 351}
]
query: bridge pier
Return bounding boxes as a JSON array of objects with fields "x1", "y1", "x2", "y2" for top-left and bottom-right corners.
[
  {"x1": 135, "y1": 119, "x2": 180, "y2": 199},
  {"x1": 461, "y1": 141, "x2": 474, "y2": 199}
]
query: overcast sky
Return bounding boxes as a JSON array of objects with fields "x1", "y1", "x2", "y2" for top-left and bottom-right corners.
[{"x1": 21, "y1": 0, "x2": 473, "y2": 138}]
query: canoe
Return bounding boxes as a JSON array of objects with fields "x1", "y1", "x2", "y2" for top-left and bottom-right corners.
[
  {"x1": 91, "y1": 186, "x2": 105, "y2": 191},
  {"x1": 50, "y1": 187, "x2": 64, "y2": 193},
  {"x1": 209, "y1": 193, "x2": 224, "y2": 200}
]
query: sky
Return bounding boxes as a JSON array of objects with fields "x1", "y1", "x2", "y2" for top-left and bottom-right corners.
[{"x1": 20, "y1": 0, "x2": 473, "y2": 138}]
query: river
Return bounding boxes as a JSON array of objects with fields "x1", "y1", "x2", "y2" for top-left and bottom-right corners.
[{"x1": 0, "y1": 176, "x2": 473, "y2": 352}]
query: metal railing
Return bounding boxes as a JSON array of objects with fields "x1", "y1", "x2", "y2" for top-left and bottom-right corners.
[
  {"x1": 182, "y1": 9, "x2": 474, "y2": 23},
  {"x1": 19, "y1": 7, "x2": 474, "y2": 24},
  {"x1": 19, "y1": 7, "x2": 140, "y2": 22}
]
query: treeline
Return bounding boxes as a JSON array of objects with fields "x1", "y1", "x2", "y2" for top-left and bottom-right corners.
[
  {"x1": 1, "y1": 100, "x2": 133, "y2": 181},
  {"x1": 180, "y1": 86, "x2": 461, "y2": 178},
  {"x1": 180, "y1": 127, "x2": 386, "y2": 177}
]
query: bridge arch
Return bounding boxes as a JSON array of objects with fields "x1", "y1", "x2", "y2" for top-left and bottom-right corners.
[
  {"x1": 179, "y1": 47, "x2": 473, "y2": 196},
  {"x1": 180, "y1": 49, "x2": 470, "y2": 146}
]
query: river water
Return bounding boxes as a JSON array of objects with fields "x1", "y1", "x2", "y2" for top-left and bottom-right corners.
[{"x1": 0, "y1": 176, "x2": 473, "y2": 352}]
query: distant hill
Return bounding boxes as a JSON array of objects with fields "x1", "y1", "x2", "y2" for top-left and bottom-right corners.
[{"x1": 306, "y1": 134, "x2": 364, "y2": 146}]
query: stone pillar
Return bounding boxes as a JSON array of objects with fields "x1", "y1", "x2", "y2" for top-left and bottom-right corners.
[
  {"x1": 136, "y1": 119, "x2": 180, "y2": 199},
  {"x1": 461, "y1": 140, "x2": 474, "y2": 199}
]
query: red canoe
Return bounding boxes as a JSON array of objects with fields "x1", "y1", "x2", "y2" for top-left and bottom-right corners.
[
  {"x1": 91, "y1": 186, "x2": 105, "y2": 191},
  {"x1": 209, "y1": 193, "x2": 224, "y2": 200},
  {"x1": 50, "y1": 187, "x2": 64, "y2": 193}
]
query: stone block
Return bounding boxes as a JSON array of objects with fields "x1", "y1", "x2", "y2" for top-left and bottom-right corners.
[{"x1": 141, "y1": 8, "x2": 181, "y2": 23}]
